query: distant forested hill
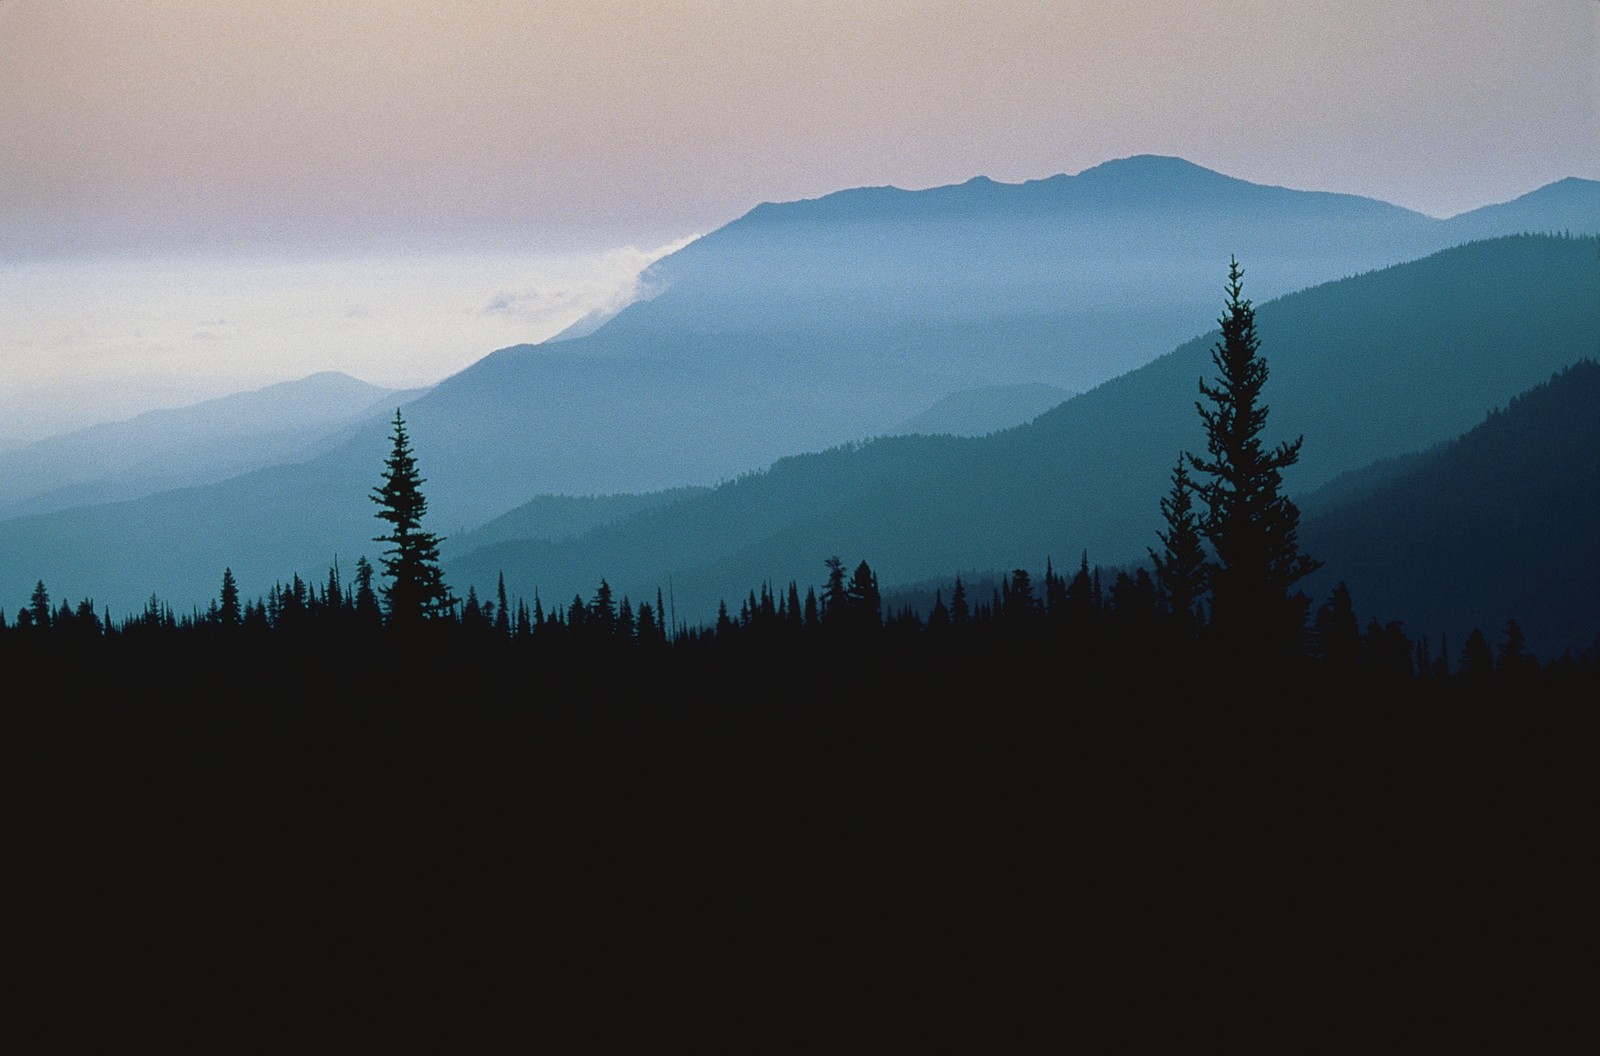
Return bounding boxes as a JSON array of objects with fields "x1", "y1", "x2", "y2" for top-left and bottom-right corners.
[
  {"x1": 0, "y1": 373, "x2": 408, "y2": 519},
  {"x1": 442, "y1": 487, "x2": 712, "y2": 558},
  {"x1": 1302, "y1": 360, "x2": 1600, "y2": 660},
  {"x1": 892, "y1": 383, "x2": 1075, "y2": 437}
]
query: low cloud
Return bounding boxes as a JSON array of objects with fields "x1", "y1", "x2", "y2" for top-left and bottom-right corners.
[
  {"x1": 482, "y1": 290, "x2": 521, "y2": 315},
  {"x1": 480, "y1": 236, "x2": 696, "y2": 323},
  {"x1": 0, "y1": 236, "x2": 702, "y2": 443}
]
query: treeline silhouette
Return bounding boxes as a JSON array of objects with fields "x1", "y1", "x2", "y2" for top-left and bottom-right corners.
[
  {"x1": 9, "y1": 536, "x2": 1591, "y2": 973},
  {"x1": 4, "y1": 547, "x2": 1593, "y2": 706}
]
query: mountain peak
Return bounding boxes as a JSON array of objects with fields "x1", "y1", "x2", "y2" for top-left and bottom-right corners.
[
  {"x1": 724, "y1": 155, "x2": 1247, "y2": 229},
  {"x1": 1445, "y1": 175, "x2": 1600, "y2": 234},
  {"x1": 1075, "y1": 154, "x2": 1218, "y2": 179}
]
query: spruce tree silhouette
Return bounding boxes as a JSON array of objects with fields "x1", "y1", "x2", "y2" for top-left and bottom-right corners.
[
  {"x1": 218, "y1": 567, "x2": 242, "y2": 628},
  {"x1": 1311, "y1": 582, "x2": 1360, "y2": 671},
  {"x1": 821, "y1": 556, "x2": 849, "y2": 627},
  {"x1": 28, "y1": 580, "x2": 51, "y2": 630},
  {"x1": 352, "y1": 555, "x2": 382, "y2": 628},
  {"x1": 846, "y1": 560, "x2": 883, "y2": 629},
  {"x1": 371, "y1": 410, "x2": 454, "y2": 629},
  {"x1": 1189, "y1": 258, "x2": 1321, "y2": 657},
  {"x1": 1150, "y1": 456, "x2": 1207, "y2": 630}
]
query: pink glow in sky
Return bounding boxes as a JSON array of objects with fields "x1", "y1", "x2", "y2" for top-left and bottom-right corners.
[
  {"x1": 1, "y1": 0, "x2": 1595, "y2": 445},
  {"x1": 4, "y1": 0, "x2": 1596, "y2": 258}
]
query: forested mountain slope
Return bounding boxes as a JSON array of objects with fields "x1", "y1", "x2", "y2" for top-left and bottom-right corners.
[
  {"x1": 445, "y1": 235, "x2": 1600, "y2": 625},
  {"x1": 1302, "y1": 360, "x2": 1600, "y2": 659}
]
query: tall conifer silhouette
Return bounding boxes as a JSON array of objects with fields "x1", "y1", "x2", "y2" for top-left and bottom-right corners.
[
  {"x1": 218, "y1": 567, "x2": 242, "y2": 627},
  {"x1": 1150, "y1": 456, "x2": 1207, "y2": 629},
  {"x1": 371, "y1": 410, "x2": 454, "y2": 628},
  {"x1": 1190, "y1": 258, "x2": 1320, "y2": 654}
]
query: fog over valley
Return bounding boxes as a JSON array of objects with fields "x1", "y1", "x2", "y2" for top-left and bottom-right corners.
[{"x1": 0, "y1": 242, "x2": 686, "y2": 449}]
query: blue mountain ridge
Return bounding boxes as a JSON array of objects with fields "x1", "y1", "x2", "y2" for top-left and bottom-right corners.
[
  {"x1": 2, "y1": 155, "x2": 1597, "y2": 622},
  {"x1": 439, "y1": 234, "x2": 1599, "y2": 636}
]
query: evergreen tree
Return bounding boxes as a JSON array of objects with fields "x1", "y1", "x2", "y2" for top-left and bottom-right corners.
[
  {"x1": 1496, "y1": 619, "x2": 1537, "y2": 680},
  {"x1": 462, "y1": 586, "x2": 485, "y2": 629},
  {"x1": 1150, "y1": 456, "x2": 1207, "y2": 628},
  {"x1": 949, "y1": 576, "x2": 969, "y2": 627},
  {"x1": 278, "y1": 574, "x2": 309, "y2": 631},
  {"x1": 71, "y1": 598, "x2": 101, "y2": 639},
  {"x1": 1043, "y1": 559, "x2": 1067, "y2": 620},
  {"x1": 28, "y1": 580, "x2": 51, "y2": 630},
  {"x1": 821, "y1": 556, "x2": 848, "y2": 625},
  {"x1": 371, "y1": 410, "x2": 454, "y2": 628},
  {"x1": 786, "y1": 582, "x2": 804, "y2": 633},
  {"x1": 495, "y1": 573, "x2": 511, "y2": 638},
  {"x1": 1003, "y1": 569, "x2": 1037, "y2": 624},
  {"x1": 1190, "y1": 258, "x2": 1321, "y2": 655},
  {"x1": 845, "y1": 560, "x2": 883, "y2": 629},
  {"x1": 323, "y1": 561, "x2": 343, "y2": 616},
  {"x1": 1065, "y1": 553, "x2": 1095, "y2": 628},
  {"x1": 1459, "y1": 628, "x2": 1495, "y2": 683},
  {"x1": 218, "y1": 567, "x2": 242, "y2": 628},
  {"x1": 1312, "y1": 582, "x2": 1360, "y2": 670},
  {"x1": 352, "y1": 555, "x2": 382, "y2": 627},
  {"x1": 636, "y1": 600, "x2": 659, "y2": 644},
  {"x1": 590, "y1": 579, "x2": 617, "y2": 633}
]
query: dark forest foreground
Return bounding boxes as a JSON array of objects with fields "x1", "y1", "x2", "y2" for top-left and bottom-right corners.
[{"x1": 11, "y1": 627, "x2": 1592, "y2": 988}]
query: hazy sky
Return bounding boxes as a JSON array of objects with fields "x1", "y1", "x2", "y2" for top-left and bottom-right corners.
[
  {"x1": 1, "y1": 0, "x2": 1596, "y2": 442},
  {"x1": 4, "y1": 0, "x2": 1595, "y2": 255}
]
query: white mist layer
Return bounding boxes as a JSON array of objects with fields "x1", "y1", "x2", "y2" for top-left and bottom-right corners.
[{"x1": 0, "y1": 238, "x2": 694, "y2": 450}]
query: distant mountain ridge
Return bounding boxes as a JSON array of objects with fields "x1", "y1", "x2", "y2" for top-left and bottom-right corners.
[
  {"x1": 894, "y1": 383, "x2": 1076, "y2": 437},
  {"x1": 2, "y1": 151, "x2": 1597, "y2": 619},
  {"x1": 731, "y1": 155, "x2": 1432, "y2": 226},
  {"x1": 0, "y1": 372, "x2": 415, "y2": 519},
  {"x1": 440, "y1": 235, "x2": 1600, "y2": 630},
  {"x1": 734, "y1": 156, "x2": 1599, "y2": 228},
  {"x1": 370, "y1": 157, "x2": 1600, "y2": 526},
  {"x1": 1444, "y1": 177, "x2": 1600, "y2": 240}
]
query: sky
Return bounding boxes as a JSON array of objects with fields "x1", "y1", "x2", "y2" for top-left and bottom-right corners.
[{"x1": 2, "y1": 0, "x2": 1596, "y2": 444}]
